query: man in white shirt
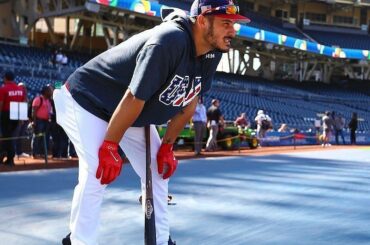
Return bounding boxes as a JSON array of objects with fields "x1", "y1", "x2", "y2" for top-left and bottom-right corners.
[
  {"x1": 254, "y1": 109, "x2": 272, "y2": 139},
  {"x1": 192, "y1": 97, "x2": 207, "y2": 155}
]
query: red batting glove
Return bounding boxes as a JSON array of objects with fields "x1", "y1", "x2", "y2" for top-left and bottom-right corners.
[
  {"x1": 96, "y1": 140, "x2": 123, "y2": 185},
  {"x1": 157, "y1": 143, "x2": 178, "y2": 179}
]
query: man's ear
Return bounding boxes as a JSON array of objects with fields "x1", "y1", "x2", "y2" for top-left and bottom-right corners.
[{"x1": 196, "y1": 14, "x2": 208, "y2": 29}]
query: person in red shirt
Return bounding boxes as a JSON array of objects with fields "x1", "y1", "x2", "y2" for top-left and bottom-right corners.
[
  {"x1": 234, "y1": 112, "x2": 250, "y2": 129},
  {"x1": 0, "y1": 71, "x2": 27, "y2": 166},
  {"x1": 31, "y1": 85, "x2": 53, "y2": 158}
]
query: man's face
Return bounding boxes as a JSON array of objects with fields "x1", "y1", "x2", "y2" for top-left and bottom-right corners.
[{"x1": 203, "y1": 16, "x2": 236, "y2": 53}]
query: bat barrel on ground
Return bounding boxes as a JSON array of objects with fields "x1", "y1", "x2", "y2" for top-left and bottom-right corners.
[{"x1": 144, "y1": 125, "x2": 156, "y2": 245}]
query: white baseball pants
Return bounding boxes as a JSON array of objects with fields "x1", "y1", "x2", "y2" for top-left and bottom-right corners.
[{"x1": 53, "y1": 85, "x2": 169, "y2": 245}]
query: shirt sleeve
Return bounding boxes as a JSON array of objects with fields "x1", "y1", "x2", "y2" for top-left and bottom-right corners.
[
  {"x1": 32, "y1": 97, "x2": 40, "y2": 107},
  {"x1": 129, "y1": 44, "x2": 171, "y2": 101},
  {"x1": 0, "y1": 88, "x2": 4, "y2": 102}
]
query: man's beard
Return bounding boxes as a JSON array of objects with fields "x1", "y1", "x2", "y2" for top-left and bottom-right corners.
[{"x1": 205, "y1": 24, "x2": 232, "y2": 53}]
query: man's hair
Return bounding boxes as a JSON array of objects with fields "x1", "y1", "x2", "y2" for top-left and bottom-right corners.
[
  {"x1": 4, "y1": 71, "x2": 14, "y2": 81},
  {"x1": 41, "y1": 85, "x2": 51, "y2": 94},
  {"x1": 190, "y1": 13, "x2": 215, "y2": 23}
]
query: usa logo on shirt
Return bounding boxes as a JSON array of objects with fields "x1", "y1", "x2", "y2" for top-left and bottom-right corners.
[{"x1": 159, "y1": 75, "x2": 201, "y2": 107}]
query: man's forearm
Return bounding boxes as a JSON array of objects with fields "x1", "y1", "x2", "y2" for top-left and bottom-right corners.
[
  {"x1": 104, "y1": 89, "x2": 145, "y2": 143},
  {"x1": 162, "y1": 97, "x2": 198, "y2": 144}
]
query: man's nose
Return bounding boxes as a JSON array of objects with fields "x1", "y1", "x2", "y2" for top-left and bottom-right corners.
[{"x1": 230, "y1": 26, "x2": 237, "y2": 37}]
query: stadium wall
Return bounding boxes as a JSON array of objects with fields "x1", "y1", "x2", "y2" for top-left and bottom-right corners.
[
  {"x1": 0, "y1": 1, "x2": 16, "y2": 40},
  {"x1": 31, "y1": 31, "x2": 108, "y2": 52},
  {"x1": 262, "y1": 132, "x2": 370, "y2": 146}
]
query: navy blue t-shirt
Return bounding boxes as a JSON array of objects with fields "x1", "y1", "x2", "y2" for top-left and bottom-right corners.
[{"x1": 67, "y1": 16, "x2": 221, "y2": 126}]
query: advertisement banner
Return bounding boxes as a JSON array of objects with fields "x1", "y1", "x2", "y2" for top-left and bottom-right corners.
[
  {"x1": 88, "y1": 0, "x2": 370, "y2": 61},
  {"x1": 260, "y1": 132, "x2": 370, "y2": 146}
]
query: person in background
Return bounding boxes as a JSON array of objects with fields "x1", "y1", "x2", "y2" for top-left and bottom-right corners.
[
  {"x1": 278, "y1": 123, "x2": 288, "y2": 133},
  {"x1": 31, "y1": 85, "x2": 53, "y2": 158},
  {"x1": 50, "y1": 85, "x2": 69, "y2": 159},
  {"x1": 206, "y1": 99, "x2": 224, "y2": 152},
  {"x1": 333, "y1": 112, "x2": 345, "y2": 145},
  {"x1": 68, "y1": 141, "x2": 78, "y2": 158},
  {"x1": 314, "y1": 118, "x2": 321, "y2": 134},
  {"x1": 55, "y1": 49, "x2": 64, "y2": 65},
  {"x1": 13, "y1": 82, "x2": 30, "y2": 158},
  {"x1": 254, "y1": 109, "x2": 272, "y2": 139},
  {"x1": 61, "y1": 52, "x2": 69, "y2": 66},
  {"x1": 0, "y1": 71, "x2": 27, "y2": 165},
  {"x1": 348, "y1": 112, "x2": 358, "y2": 145},
  {"x1": 192, "y1": 97, "x2": 207, "y2": 156},
  {"x1": 234, "y1": 112, "x2": 249, "y2": 129},
  {"x1": 321, "y1": 111, "x2": 333, "y2": 147}
]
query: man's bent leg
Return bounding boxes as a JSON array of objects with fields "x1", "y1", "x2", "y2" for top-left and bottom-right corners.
[
  {"x1": 54, "y1": 86, "x2": 108, "y2": 245},
  {"x1": 206, "y1": 126, "x2": 216, "y2": 151}
]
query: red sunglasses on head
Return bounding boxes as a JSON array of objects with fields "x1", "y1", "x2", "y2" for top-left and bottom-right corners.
[{"x1": 201, "y1": 4, "x2": 239, "y2": 16}]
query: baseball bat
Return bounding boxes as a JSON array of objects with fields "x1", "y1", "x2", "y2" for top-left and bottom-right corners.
[{"x1": 144, "y1": 125, "x2": 156, "y2": 245}]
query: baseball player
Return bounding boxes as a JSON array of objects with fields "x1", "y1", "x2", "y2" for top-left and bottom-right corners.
[{"x1": 54, "y1": 0, "x2": 250, "y2": 244}]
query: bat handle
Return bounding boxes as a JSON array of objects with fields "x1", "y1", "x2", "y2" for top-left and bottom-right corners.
[{"x1": 144, "y1": 125, "x2": 157, "y2": 245}]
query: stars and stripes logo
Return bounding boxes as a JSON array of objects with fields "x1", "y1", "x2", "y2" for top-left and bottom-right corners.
[{"x1": 159, "y1": 75, "x2": 201, "y2": 107}]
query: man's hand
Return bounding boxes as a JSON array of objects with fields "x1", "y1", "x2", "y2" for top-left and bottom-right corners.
[
  {"x1": 96, "y1": 140, "x2": 123, "y2": 185},
  {"x1": 157, "y1": 143, "x2": 178, "y2": 179}
]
